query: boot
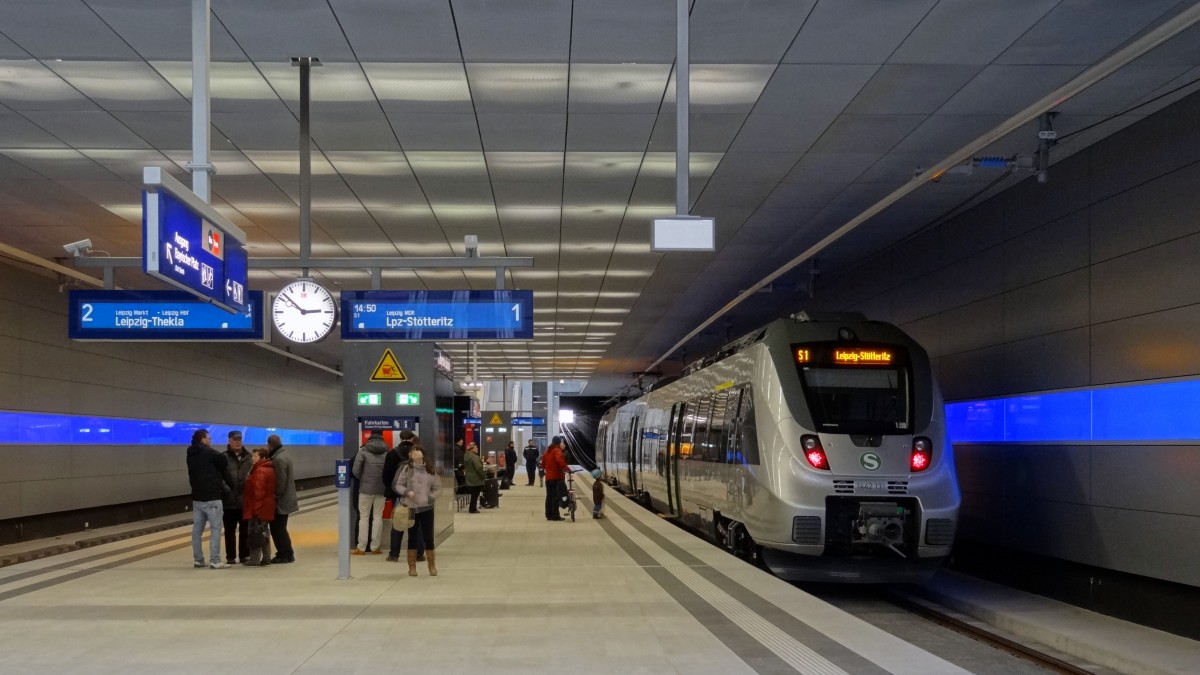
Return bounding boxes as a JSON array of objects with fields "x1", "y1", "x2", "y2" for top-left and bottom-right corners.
[
  {"x1": 406, "y1": 549, "x2": 418, "y2": 576},
  {"x1": 426, "y1": 550, "x2": 437, "y2": 576}
]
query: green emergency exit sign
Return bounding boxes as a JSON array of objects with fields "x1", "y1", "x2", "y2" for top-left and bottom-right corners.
[
  {"x1": 357, "y1": 393, "x2": 381, "y2": 406},
  {"x1": 396, "y1": 393, "x2": 420, "y2": 405}
]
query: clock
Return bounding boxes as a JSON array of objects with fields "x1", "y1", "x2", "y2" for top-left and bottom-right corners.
[{"x1": 272, "y1": 279, "x2": 337, "y2": 343}]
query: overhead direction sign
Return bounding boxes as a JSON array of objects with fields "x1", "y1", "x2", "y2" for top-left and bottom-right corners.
[
  {"x1": 341, "y1": 290, "x2": 533, "y2": 341},
  {"x1": 370, "y1": 349, "x2": 408, "y2": 381},
  {"x1": 510, "y1": 417, "x2": 546, "y2": 426},
  {"x1": 142, "y1": 167, "x2": 248, "y2": 313},
  {"x1": 67, "y1": 290, "x2": 265, "y2": 341}
]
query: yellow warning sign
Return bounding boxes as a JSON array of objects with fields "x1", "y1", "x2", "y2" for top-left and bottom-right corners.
[
  {"x1": 489, "y1": 412, "x2": 504, "y2": 425},
  {"x1": 370, "y1": 349, "x2": 408, "y2": 382}
]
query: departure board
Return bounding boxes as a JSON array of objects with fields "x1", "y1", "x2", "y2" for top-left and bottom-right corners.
[
  {"x1": 68, "y1": 290, "x2": 265, "y2": 341},
  {"x1": 341, "y1": 290, "x2": 533, "y2": 341}
]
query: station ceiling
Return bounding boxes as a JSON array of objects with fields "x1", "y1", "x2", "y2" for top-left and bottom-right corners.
[{"x1": 0, "y1": 0, "x2": 1198, "y2": 394}]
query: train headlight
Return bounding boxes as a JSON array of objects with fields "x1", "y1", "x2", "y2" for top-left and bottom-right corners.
[
  {"x1": 911, "y1": 436, "x2": 932, "y2": 472},
  {"x1": 801, "y1": 434, "x2": 829, "y2": 470}
]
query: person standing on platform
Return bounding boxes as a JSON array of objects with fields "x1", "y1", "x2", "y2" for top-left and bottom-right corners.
[
  {"x1": 523, "y1": 440, "x2": 539, "y2": 486},
  {"x1": 592, "y1": 470, "x2": 606, "y2": 519},
  {"x1": 267, "y1": 434, "x2": 297, "y2": 564},
  {"x1": 503, "y1": 441, "x2": 518, "y2": 488},
  {"x1": 352, "y1": 430, "x2": 389, "y2": 555},
  {"x1": 384, "y1": 429, "x2": 414, "y2": 562},
  {"x1": 222, "y1": 430, "x2": 252, "y2": 565},
  {"x1": 392, "y1": 447, "x2": 441, "y2": 576},
  {"x1": 462, "y1": 441, "x2": 485, "y2": 513},
  {"x1": 453, "y1": 438, "x2": 465, "y2": 470},
  {"x1": 542, "y1": 436, "x2": 569, "y2": 521},
  {"x1": 242, "y1": 447, "x2": 276, "y2": 566},
  {"x1": 186, "y1": 429, "x2": 233, "y2": 569}
]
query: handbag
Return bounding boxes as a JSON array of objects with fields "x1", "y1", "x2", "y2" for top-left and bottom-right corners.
[
  {"x1": 381, "y1": 498, "x2": 394, "y2": 520},
  {"x1": 392, "y1": 504, "x2": 415, "y2": 530}
]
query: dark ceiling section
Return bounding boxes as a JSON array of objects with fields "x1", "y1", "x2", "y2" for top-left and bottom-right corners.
[{"x1": 0, "y1": 1, "x2": 1197, "y2": 393}]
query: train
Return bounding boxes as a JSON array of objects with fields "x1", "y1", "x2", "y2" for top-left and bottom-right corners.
[{"x1": 597, "y1": 312, "x2": 960, "y2": 583}]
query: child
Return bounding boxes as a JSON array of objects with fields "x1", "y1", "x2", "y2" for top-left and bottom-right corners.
[
  {"x1": 242, "y1": 447, "x2": 276, "y2": 566},
  {"x1": 591, "y1": 469, "x2": 605, "y2": 519}
]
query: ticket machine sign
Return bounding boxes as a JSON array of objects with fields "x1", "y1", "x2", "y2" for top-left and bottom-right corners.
[{"x1": 335, "y1": 459, "x2": 352, "y2": 489}]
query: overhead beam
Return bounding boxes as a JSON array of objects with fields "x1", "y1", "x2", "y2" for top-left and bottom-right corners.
[{"x1": 74, "y1": 256, "x2": 533, "y2": 270}]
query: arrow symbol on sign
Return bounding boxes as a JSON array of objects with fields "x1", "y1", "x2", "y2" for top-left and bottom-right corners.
[{"x1": 164, "y1": 245, "x2": 174, "y2": 265}]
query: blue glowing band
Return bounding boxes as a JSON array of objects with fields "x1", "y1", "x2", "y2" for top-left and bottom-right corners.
[
  {"x1": 0, "y1": 410, "x2": 341, "y2": 446},
  {"x1": 947, "y1": 378, "x2": 1200, "y2": 443}
]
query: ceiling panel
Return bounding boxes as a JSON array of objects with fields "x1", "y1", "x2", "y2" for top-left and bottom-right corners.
[
  {"x1": 47, "y1": 61, "x2": 188, "y2": 112},
  {"x1": 150, "y1": 62, "x2": 281, "y2": 113},
  {"x1": 477, "y1": 114, "x2": 566, "y2": 152},
  {"x1": 453, "y1": 0, "x2": 572, "y2": 63},
  {"x1": 406, "y1": 151, "x2": 489, "y2": 182},
  {"x1": 808, "y1": 114, "x2": 926, "y2": 154},
  {"x1": 727, "y1": 111, "x2": 832, "y2": 153},
  {"x1": 785, "y1": 0, "x2": 938, "y2": 65},
  {"x1": 387, "y1": 113, "x2": 481, "y2": 152},
  {"x1": 568, "y1": 64, "x2": 670, "y2": 113},
  {"x1": 0, "y1": 60, "x2": 99, "y2": 112},
  {"x1": 330, "y1": 0, "x2": 460, "y2": 62},
  {"x1": 939, "y1": 65, "x2": 1087, "y2": 116},
  {"x1": 89, "y1": 0, "x2": 245, "y2": 61},
  {"x1": 997, "y1": 1, "x2": 1180, "y2": 66},
  {"x1": 566, "y1": 114, "x2": 656, "y2": 152},
  {"x1": 466, "y1": 64, "x2": 568, "y2": 114},
  {"x1": 708, "y1": 152, "x2": 802, "y2": 184},
  {"x1": 211, "y1": 0, "x2": 355, "y2": 62},
  {"x1": 485, "y1": 152, "x2": 563, "y2": 182},
  {"x1": 570, "y1": 0, "x2": 673, "y2": 64},
  {"x1": 0, "y1": 111, "x2": 69, "y2": 148},
  {"x1": 846, "y1": 64, "x2": 981, "y2": 116},
  {"x1": 0, "y1": 0, "x2": 138, "y2": 60},
  {"x1": 890, "y1": 0, "x2": 1058, "y2": 65},
  {"x1": 362, "y1": 63, "x2": 472, "y2": 114},
  {"x1": 21, "y1": 111, "x2": 149, "y2": 150},
  {"x1": 491, "y1": 181, "x2": 562, "y2": 208},
  {"x1": 690, "y1": 0, "x2": 816, "y2": 64},
  {"x1": 646, "y1": 113, "x2": 747, "y2": 153}
]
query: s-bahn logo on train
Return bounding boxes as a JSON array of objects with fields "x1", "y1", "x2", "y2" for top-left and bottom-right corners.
[{"x1": 860, "y1": 452, "x2": 882, "y2": 471}]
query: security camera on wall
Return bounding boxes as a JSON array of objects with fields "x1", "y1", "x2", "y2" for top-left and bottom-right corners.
[{"x1": 63, "y1": 239, "x2": 93, "y2": 257}]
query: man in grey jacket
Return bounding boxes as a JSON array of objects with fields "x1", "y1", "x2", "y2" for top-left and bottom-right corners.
[
  {"x1": 267, "y1": 434, "x2": 298, "y2": 564},
  {"x1": 352, "y1": 430, "x2": 389, "y2": 554}
]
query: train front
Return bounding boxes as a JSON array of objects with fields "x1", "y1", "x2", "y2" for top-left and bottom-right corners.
[{"x1": 755, "y1": 320, "x2": 960, "y2": 583}]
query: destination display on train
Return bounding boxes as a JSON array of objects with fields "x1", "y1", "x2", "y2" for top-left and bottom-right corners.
[
  {"x1": 341, "y1": 290, "x2": 534, "y2": 341},
  {"x1": 68, "y1": 290, "x2": 265, "y2": 341},
  {"x1": 794, "y1": 344, "x2": 898, "y2": 366}
]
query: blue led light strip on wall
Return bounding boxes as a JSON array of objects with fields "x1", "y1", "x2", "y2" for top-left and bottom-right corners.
[
  {"x1": 946, "y1": 378, "x2": 1200, "y2": 443},
  {"x1": 0, "y1": 410, "x2": 341, "y2": 446}
]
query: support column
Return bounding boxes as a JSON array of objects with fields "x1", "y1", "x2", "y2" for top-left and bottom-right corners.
[
  {"x1": 675, "y1": 0, "x2": 689, "y2": 215},
  {"x1": 188, "y1": 0, "x2": 214, "y2": 202}
]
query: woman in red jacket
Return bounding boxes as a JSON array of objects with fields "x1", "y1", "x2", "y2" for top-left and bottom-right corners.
[
  {"x1": 541, "y1": 436, "x2": 570, "y2": 521},
  {"x1": 242, "y1": 447, "x2": 277, "y2": 566}
]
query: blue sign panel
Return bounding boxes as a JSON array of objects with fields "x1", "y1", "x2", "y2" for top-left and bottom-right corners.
[
  {"x1": 142, "y1": 175, "x2": 248, "y2": 314},
  {"x1": 463, "y1": 417, "x2": 482, "y2": 425},
  {"x1": 67, "y1": 290, "x2": 265, "y2": 341},
  {"x1": 360, "y1": 417, "x2": 418, "y2": 431},
  {"x1": 341, "y1": 290, "x2": 534, "y2": 341},
  {"x1": 511, "y1": 417, "x2": 546, "y2": 426}
]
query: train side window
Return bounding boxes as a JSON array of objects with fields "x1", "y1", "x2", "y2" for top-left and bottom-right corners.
[
  {"x1": 723, "y1": 389, "x2": 742, "y2": 463},
  {"x1": 708, "y1": 391, "x2": 730, "y2": 462},
  {"x1": 679, "y1": 401, "x2": 697, "y2": 460},
  {"x1": 691, "y1": 395, "x2": 713, "y2": 461},
  {"x1": 738, "y1": 387, "x2": 760, "y2": 465}
]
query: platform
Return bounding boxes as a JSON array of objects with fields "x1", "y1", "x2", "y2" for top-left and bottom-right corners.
[{"x1": 0, "y1": 478, "x2": 979, "y2": 675}]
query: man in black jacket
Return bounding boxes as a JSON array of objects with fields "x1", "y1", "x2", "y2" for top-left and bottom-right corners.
[
  {"x1": 222, "y1": 430, "x2": 252, "y2": 565},
  {"x1": 186, "y1": 429, "x2": 233, "y2": 569},
  {"x1": 522, "y1": 440, "x2": 540, "y2": 486}
]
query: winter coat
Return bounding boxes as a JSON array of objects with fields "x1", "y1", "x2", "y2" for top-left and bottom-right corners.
[
  {"x1": 541, "y1": 444, "x2": 569, "y2": 481},
  {"x1": 393, "y1": 463, "x2": 441, "y2": 512},
  {"x1": 352, "y1": 436, "x2": 389, "y2": 496},
  {"x1": 522, "y1": 446, "x2": 539, "y2": 468},
  {"x1": 269, "y1": 445, "x2": 298, "y2": 514},
  {"x1": 187, "y1": 443, "x2": 232, "y2": 502},
  {"x1": 243, "y1": 460, "x2": 277, "y2": 522},
  {"x1": 592, "y1": 479, "x2": 605, "y2": 505},
  {"x1": 462, "y1": 450, "x2": 486, "y2": 487},
  {"x1": 223, "y1": 448, "x2": 253, "y2": 509},
  {"x1": 504, "y1": 447, "x2": 518, "y2": 470},
  {"x1": 383, "y1": 441, "x2": 413, "y2": 500}
]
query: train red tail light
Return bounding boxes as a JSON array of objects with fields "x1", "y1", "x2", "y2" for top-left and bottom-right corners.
[
  {"x1": 911, "y1": 436, "x2": 932, "y2": 472},
  {"x1": 801, "y1": 435, "x2": 829, "y2": 470}
]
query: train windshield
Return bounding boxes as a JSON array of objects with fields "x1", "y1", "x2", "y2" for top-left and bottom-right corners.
[{"x1": 792, "y1": 343, "x2": 911, "y2": 434}]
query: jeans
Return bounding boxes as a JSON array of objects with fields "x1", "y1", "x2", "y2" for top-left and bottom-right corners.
[
  {"x1": 192, "y1": 500, "x2": 224, "y2": 564},
  {"x1": 545, "y1": 479, "x2": 564, "y2": 519},
  {"x1": 407, "y1": 508, "x2": 435, "y2": 551},
  {"x1": 356, "y1": 493, "x2": 385, "y2": 551},
  {"x1": 223, "y1": 508, "x2": 248, "y2": 562},
  {"x1": 270, "y1": 513, "x2": 293, "y2": 560}
]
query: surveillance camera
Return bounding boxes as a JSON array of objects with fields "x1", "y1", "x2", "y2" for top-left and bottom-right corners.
[{"x1": 63, "y1": 239, "x2": 93, "y2": 256}]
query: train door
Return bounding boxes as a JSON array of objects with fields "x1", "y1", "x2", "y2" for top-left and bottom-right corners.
[
  {"x1": 628, "y1": 414, "x2": 642, "y2": 496},
  {"x1": 666, "y1": 402, "x2": 687, "y2": 516}
]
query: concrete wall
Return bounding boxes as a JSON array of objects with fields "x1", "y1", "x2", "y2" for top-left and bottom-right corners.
[
  {"x1": 817, "y1": 92, "x2": 1200, "y2": 588},
  {"x1": 0, "y1": 262, "x2": 343, "y2": 520}
]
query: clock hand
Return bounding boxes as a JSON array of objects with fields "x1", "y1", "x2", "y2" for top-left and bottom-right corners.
[{"x1": 280, "y1": 293, "x2": 303, "y2": 311}]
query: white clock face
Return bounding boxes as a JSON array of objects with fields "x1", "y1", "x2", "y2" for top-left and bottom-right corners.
[{"x1": 272, "y1": 280, "x2": 337, "y2": 343}]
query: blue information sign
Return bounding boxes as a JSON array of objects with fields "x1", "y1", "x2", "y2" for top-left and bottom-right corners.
[
  {"x1": 67, "y1": 290, "x2": 265, "y2": 341},
  {"x1": 463, "y1": 417, "x2": 482, "y2": 425},
  {"x1": 341, "y1": 290, "x2": 534, "y2": 341},
  {"x1": 510, "y1": 417, "x2": 546, "y2": 426},
  {"x1": 142, "y1": 168, "x2": 248, "y2": 313}
]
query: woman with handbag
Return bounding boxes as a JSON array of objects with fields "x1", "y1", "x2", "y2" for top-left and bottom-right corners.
[
  {"x1": 391, "y1": 446, "x2": 441, "y2": 576},
  {"x1": 242, "y1": 447, "x2": 276, "y2": 566}
]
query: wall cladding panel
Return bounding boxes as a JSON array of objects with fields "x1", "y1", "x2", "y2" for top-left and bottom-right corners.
[
  {"x1": 1091, "y1": 304, "x2": 1200, "y2": 384},
  {"x1": 1092, "y1": 508, "x2": 1200, "y2": 586},
  {"x1": 1001, "y1": 327, "x2": 1090, "y2": 394},
  {"x1": 934, "y1": 345, "x2": 1007, "y2": 400},
  {"x1": 1089, "y1": 91, "x2": 1200, "y2": 203},
  {"x1": 1002, "y1": 210, "x2": 1089, "y2": 290},
  {"x1": 1000, "y1": 150, "x2": 1091, "y2": 239},
  {"x1": 1003, "y1": 269, "x2": 1090, "y2": 343},
  {"x1": 1001, "y1": 497, "x2": 1096, "y2": 563},
  {"x1": 1090, "y1": 233, "x2": 1200, "y2": 324},
  {"x1": 934, "y1": 295, "x2": 1005, "y2": 357},
  {"x1": 1089, "y1": 159, "x2": 1200, "y2": 263},
  {"x1": 1092, "y1": 445, "x2": 1200, "y2": 517}
]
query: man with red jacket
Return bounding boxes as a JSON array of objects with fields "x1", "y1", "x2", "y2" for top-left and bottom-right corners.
[{"x1": 542, "y1": 436, "x2": 570, "y2": 521}]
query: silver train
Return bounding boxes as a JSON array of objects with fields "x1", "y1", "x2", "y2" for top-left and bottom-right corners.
[{"x1": 597, "y1": 313, "x2": 960, "y2": 583}]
